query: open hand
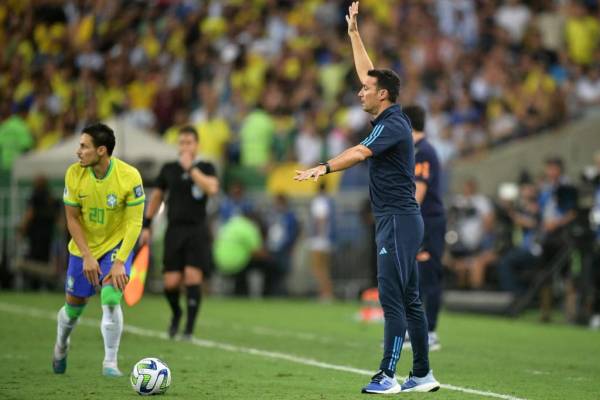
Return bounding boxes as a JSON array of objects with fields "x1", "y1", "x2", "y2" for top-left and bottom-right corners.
[
  {"x1": 294, "y1": 165, "x2": 327, "y2": 182},
  {"x1": 345, "y1": 1, "x2": 359, "y2": 34},
  {"x1": 107, "y1": 259, "x2": 129, "y2": 291},
  {"x1": 83, "y1": 255, "x2": 102, "y2": 287}
]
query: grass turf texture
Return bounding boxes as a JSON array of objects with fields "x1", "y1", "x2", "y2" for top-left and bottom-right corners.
[{"x1": 0, "y1": 292, "x2": 599, "y2": 399}]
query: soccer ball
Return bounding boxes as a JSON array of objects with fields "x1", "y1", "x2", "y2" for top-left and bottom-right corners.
[{"x1": 130, "y1": 357, "x2": 171, "y2": 396}]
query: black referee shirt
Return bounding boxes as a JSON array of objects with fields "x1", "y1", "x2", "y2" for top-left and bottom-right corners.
[{"x1": 155, "y1": 161, "x2": 216, "y2": 225}]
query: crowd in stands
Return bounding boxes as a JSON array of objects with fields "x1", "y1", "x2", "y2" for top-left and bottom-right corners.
[
  {"x1": 1, "y1": 0, "x2": 599, "y2": 179},
  {"x1": 2, "y1": 0, "x2": 600, "y2": 325},
  {"x1": 444, "y1": 153, "x2": 600, "y2": 324}
]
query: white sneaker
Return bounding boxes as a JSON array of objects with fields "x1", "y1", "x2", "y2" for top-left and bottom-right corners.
[{"x1": 401, "y1": 370, "x2": 441, "y2": 392}]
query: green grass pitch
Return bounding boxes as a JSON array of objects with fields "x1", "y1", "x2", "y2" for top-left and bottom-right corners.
[{"x1": 0, "y1": 292, "x2": 599, "y2": 399}]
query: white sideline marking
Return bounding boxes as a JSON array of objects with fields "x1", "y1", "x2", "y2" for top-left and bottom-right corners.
[
  {"x1": 0, "y1": 302, "x2": 527, "y2": 400},
  {"x1": 200, "y1": 318, "x2": 363, "y2": 348},
  {"x1": 525, "y1": 369, "x2": 550, "y2": 376}
]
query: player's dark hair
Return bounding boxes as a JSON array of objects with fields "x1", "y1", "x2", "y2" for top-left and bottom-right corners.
[
  {"x1": 179, "y1": 125, "x2": 199, "y2": 142},
  {"x1": 403, "y1": 104, "x2": 426, "y2": 132},
  {"x1": 82, "y1": 123, "x2": 116, "y2": 155},
  {"x1": 367, "y1": 69, "x2": 400, "y2": 103}
]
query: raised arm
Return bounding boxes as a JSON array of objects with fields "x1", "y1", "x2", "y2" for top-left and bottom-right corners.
[
  {"x1": 346, "y1": 1, "x2": 374, "y2": 84},
  {"x1": 189, "y1": 166, "x2": 219, "y2": 196}
]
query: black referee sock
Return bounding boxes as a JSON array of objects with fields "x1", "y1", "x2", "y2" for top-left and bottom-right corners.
[
  {"x1": 164, "y1": 289, "x2": 182, "y2": 334},
  {"x1": 184, "y1": 285, "x2": 202, "y2": 335}
]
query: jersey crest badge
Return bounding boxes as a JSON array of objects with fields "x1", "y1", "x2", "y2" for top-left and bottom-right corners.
[
  {"x1": 191, "y1": 185, "x2": 205, "y2": 200},
  {"x1": 107, "y1": 193, "x2": 118, "y2": 208},
  {"x1": 134, "y1": 185, "x2": 144, "y2": 198},
  {"x1": 66, "y1": 276, "x2": 74, "y2": 292}
]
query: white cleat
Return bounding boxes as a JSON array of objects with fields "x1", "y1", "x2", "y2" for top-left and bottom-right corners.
[{"x1": 102, "y1": 363, "x2": 123, "y2": 377}]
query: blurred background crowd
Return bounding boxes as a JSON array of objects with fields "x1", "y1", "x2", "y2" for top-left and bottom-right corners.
[
  {"x1": 1, "y1": 0, "x2": 600, "y2": 327},
  {"x1": 1, "y1": 0, "x2": 599, "y2": 172}
]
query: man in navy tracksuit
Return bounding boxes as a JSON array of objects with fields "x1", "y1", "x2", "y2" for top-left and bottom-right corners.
[
  {"x1": 403, "y1": 105, "x2": 446, "y2": 352},
  {"x1": 294, "y1": 2, "x2": 440, "y2": 394}
]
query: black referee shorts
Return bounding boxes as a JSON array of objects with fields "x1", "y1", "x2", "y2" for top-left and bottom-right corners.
[{"x1": 163, "y1": 224, "x2": 212, "y2": 274}]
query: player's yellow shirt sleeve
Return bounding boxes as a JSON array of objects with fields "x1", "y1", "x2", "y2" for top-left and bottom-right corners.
[
  {"x1": 63, "y1": 164, "x2": 81, "y2": 207},
  {"x1": 125, "y1": 174, "x2": 146, "y2": 206},
  {"x1": 115, "y1": 168, "x2": 145, "y2": 262}
]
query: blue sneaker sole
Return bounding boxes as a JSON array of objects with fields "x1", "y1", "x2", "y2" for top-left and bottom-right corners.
[
  {"x1": 361, "y1": 385, "x2": 402, "y2": 394},
  {"x1": 401, "y1": 382, "x2": 440, "y2": 392},
  {"x1": 361, "y1": 389, "x2": 402, "y2": 394}
]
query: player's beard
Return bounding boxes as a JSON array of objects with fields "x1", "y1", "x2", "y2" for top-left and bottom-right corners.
[
  {"x1": 362, "y1": 102, "x2": 375, "y2": 115},
  {"x1": 361, "y1": 98, "x2": 376, "y2": 115},
  {"x1": 80, "y1": 153, "x2": 100, "y2": 168}
]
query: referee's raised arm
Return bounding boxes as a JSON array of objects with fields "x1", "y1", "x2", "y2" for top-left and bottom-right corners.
[{"x1": 346, "y1": 1, "x2": 374, "y2": 84}]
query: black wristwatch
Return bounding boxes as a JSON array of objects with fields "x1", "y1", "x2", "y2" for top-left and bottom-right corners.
[
  {"x1": 319, "y1": 162, "x2": 331, "y2": 174},
  {"x1": 142, "y1": 217, "x2": 153, "y2": 228}
]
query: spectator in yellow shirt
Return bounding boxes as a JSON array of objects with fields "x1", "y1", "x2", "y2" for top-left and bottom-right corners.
[
  {"x1": 126, "y1": 69, "x2": 159, "y2": 130},
  {"x1": 127, "y1": 69, "x2": 158, "y2": 111},
  {"x1": 191, "y1": 86, "x2": 231, "y2": 167},
  {"x1": 565, "y1": 2, "x2": 600, "y2": 65},
  {"x1": 97, "y1": 75, "x2": 126, "y2": 120}
]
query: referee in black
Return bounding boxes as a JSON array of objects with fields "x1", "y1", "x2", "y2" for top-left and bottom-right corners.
[
  {"x1": 295, "y1": 2, "x2": 440, "y2": 394},
  {"x1": 140, "y1": 126, "x2": 219, "y2": 340}
]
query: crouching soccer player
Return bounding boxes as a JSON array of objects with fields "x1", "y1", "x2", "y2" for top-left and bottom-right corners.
[{"x1": 52, "y1": 123, "x2": 145, "y2": 376}]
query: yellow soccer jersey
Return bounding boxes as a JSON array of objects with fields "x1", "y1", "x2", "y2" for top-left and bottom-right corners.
[{"x1": 63, "y1": 157, "x2": 145, "y2": 260}]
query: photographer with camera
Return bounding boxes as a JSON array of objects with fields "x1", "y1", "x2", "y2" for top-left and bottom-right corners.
[
  {"x1": 496, "y1": 175, "x2": 542, "y2": 294},
  {"x1": 538, "y1": 157, "x2": 578, "y2": 322},
  {"x1": 446, "y1": 178, "x2": 496, "y2": 289},
  {"x1": 584, "y1": 151, "x2": 600, "y2": 328}
]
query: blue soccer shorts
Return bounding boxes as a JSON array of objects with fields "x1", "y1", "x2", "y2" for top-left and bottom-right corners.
[{"x1": 65, "y1": 244, "x2": 134, "y2": 298}]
